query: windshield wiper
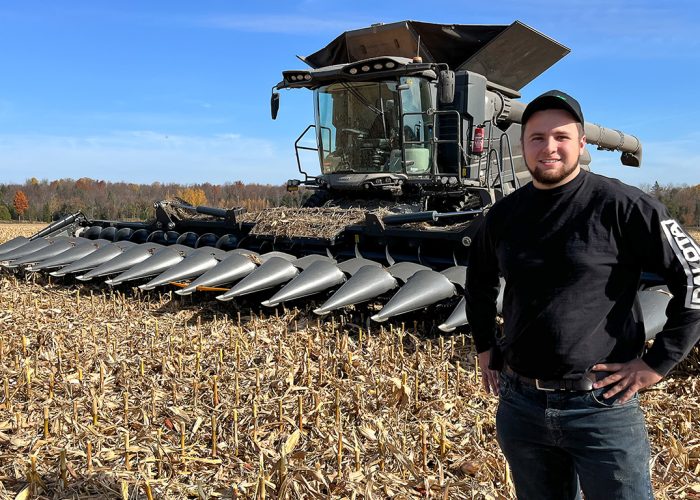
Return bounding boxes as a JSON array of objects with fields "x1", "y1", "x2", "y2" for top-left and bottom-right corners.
[{"x1": 340, "y1": 82, "x2": 383, "y2": 115}]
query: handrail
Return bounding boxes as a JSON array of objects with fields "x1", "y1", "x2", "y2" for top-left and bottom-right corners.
[
  {"x1": 498, "y1": 132, "x2": 520, "y2": 191},
  {"x1": 294, "y1": 124, "x2": 318, "y2": 183}
]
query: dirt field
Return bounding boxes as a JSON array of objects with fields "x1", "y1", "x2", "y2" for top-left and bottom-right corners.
[{"x1": 0, "y1": 223, "x2": 698, "y2": 499}]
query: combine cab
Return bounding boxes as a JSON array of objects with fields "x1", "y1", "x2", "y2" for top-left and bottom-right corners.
[{"x1": 0, "y1": 21, "x2": 669, "y2": 335}]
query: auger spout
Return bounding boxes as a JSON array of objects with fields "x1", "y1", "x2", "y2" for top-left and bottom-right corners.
[{"x1": 501, "y1": 95, "x2": 642, "y2": 167}]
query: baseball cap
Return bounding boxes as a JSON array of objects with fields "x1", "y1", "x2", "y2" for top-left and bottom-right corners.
[{"x1": 521, "y1": 90, "x2": 584, "y2": 127}]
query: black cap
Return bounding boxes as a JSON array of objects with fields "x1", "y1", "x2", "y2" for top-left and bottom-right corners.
[{"x1": 521, "y1": 90, "x2": 584, "y2": 127}]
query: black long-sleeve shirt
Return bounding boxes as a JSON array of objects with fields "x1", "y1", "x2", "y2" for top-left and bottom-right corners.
[{"x1": 466, "y1": 169, "x2": 700, "y2": 379}]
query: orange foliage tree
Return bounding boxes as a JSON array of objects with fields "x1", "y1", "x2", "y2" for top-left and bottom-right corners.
[
  {"x1": 176, "y1": 187, "x2": 208, "y2": 206},
  {"x1": 0, "y1": 179, "x2": 297, "y2": 220},
  {"x1": 13, "y1": 190, "x2": 29, "y2": 219}
]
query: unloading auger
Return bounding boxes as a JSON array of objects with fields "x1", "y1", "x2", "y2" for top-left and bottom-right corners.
[{"x1": 0, "y1": 20, "x2": 670, "y2": 337}]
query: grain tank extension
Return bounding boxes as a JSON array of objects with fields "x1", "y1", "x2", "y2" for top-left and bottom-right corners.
[{"x1": 0, "y1": 20, "x2": 669, "y2": 334}]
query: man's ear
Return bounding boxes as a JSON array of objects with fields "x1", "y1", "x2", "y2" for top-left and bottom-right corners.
[{"x1": 579, "y1": 134, "x2": 587, "y2": 153}]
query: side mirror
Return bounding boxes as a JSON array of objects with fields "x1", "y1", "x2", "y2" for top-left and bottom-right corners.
[
  {"x1": 271, "y1": 92, "x2": 280, "y2": 120},
  {"x1": 438, "y1": 70, "x2": 455, "y2": 104}
]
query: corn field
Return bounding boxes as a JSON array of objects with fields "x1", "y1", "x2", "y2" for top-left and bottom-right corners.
[{"x1": 0, "y1": 223, "x2": 699, "y2": 499}]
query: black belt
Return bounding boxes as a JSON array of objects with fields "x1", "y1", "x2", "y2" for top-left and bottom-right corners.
[{"x1": 503, "y1": 364, "x2": 597, "y2": 392}]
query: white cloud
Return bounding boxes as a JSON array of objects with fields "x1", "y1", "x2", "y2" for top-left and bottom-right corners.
[{"x1": 0, "y1": 131, "x2": 300, "y2": 185}]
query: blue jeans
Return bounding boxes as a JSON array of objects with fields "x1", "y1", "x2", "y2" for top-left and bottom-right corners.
[{"x1": 496, "y1": 372, "x2": 653, "y2": 500}]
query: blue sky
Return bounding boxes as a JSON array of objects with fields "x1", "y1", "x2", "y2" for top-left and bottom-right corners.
[{"x1": 1, "y1": 0, "x2": 698, "y2": 188}]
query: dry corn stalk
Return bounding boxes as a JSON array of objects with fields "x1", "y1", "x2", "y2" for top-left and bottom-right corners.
[{"x1": 0, "y1": 223, "x2": 697, "y2": 498}]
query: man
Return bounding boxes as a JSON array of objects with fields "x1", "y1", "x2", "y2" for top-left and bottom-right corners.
[{"x1": 465, "y1": 89, "x2": 700, "y2": 499}]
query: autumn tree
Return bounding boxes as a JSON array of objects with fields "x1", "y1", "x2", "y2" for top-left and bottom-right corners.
[
  {"x1": 176, "y1": 187, "x2": 208, "y2": 206},
  {"x1": 0, "y1": 178, "x2": 295, "y2": 220},
  {"x1": 13, "y1": 190, "x2": 29, "y2": 220}
]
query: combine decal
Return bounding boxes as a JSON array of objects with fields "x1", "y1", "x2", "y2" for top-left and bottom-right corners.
[{"x1": 661, "y1": 219, "x2": 700, "y2": 309}]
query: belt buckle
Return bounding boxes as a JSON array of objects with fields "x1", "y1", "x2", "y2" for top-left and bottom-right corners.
[{"x1": 535, "y1": 379, "x2": 556, "y2": 392}]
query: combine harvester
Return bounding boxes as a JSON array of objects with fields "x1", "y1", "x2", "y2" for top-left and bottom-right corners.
[{"x1": 0, "y1": 21, "x2": 670, "y2": 336}]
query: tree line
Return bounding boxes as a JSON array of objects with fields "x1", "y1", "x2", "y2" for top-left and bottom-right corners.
[
  {"x1": 641, "y1": 182, "x2": 700, "y2": 227},
  {"x1": 0, "y1": 177, "x2": 697, "y2": 226},
  {"x1": 0, "y1": 177, "x2": 302, "y2": 222}
]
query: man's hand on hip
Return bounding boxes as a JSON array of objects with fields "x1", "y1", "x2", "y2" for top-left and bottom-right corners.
[
  {"x1": 478, "y1": 350, "x2": 500, "y2": 395},
  {"x1": 591, "y1": 359, "x2": 663, "y2": 404}
]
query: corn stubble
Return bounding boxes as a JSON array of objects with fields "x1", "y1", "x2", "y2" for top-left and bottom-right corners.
[{"x1": 0, "y1": 224, "x2": 699, "y2": 499}]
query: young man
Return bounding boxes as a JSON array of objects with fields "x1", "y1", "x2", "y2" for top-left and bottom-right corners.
[{"x1": 465, "y1": 90, "x2": 700, "y2": 499}]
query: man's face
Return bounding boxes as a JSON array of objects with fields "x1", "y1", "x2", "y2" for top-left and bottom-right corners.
[{"x1": 522, "y1": 109, "x2": 586, "y2": 189}]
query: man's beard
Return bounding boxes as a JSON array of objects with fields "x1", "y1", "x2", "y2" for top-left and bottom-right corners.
[{"x1": 527, "y1": 156, "x2": 580, "y2": 186}]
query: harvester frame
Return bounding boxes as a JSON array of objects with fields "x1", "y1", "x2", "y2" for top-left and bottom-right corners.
[{"x1": 0, "y1": 20, "x2": 668, "y2": 336}]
